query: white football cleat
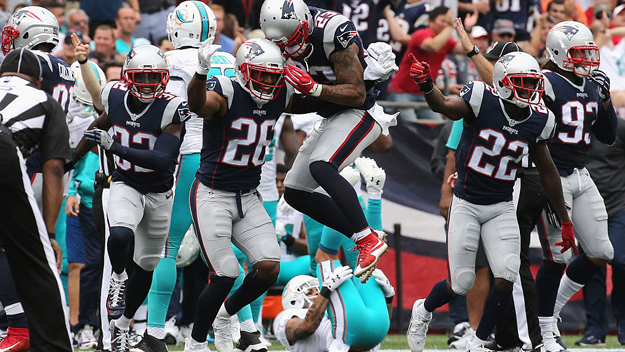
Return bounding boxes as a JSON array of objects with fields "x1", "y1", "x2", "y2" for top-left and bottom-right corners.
[
  {"x1": 339, "y1": 165, "x2": 361, "y2": 186},
  {"x1": 184, "y1": 338, "x2": 212, "y2": 352},
  {"x1": 355, "y1": 157, "x2": 386, "y2": 194},
  {"x1": 213, "y1": 315, "x2": 234, "y2": 352},
  {"x1": 407, "y1": 299, "x2": 431, "y2": 352}
]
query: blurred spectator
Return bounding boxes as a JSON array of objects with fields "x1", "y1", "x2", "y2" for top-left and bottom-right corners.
[
  {"x1": 209, "y1": 4, "x2": 235, "y2": 55},
  {"x1": 541, "y1": 0, "x2": 588, "y2": 26},
  {"x1": 529, "y1": 12, "x2": 556, "y2": 58},
  {"x1": 87, "y1": 25, "x2": 119, "y2": 65},
  {"x1": 598, "y1": 12, "x2": 625, "y2": 110},
  {"x1": 387, "y1": 6, "x2": 465, "y2": 122},
  {"x1": 79, "y1": 0, "x2": 123, "y2": 39},
  {"x1": 0, "y1": 0, "x2": 10, "y2": 27},
  {"x1": 66, "y1": 8, "x2": 92, "y2": 44},
  {"x1": 57, "y1": 31, "x2": 79, "y2": 65},
  {"x1": 133, "y1": 0, "x2": 175, "y2": 44},
  {"x1": 458, "y1": 0, "x2": 490, "y2": 20},
  {"x1": 115, "y1": 6, "x2": 142, "y2": 55},
  {"x1": 157, "y1": 36, "x2": 174, "y2": 52},
  {"x1": 491, "y1": 19, "x2": 516, "y2": 42},
  {"x1": 384, "y1": 1, "x2": 431, "y2": 63},
  {"x1": 100, "y1": 60, "x2": 123, "y2": 82},
  {"x1": 546, "y1": 0, "x2": 568, "y2": 23},
  {"x1": 330, "y1": 0, "x2": 392, "y2": 47},
  {"x1": 223, "y1": 13, "x2": 246, "y2": 55},
  {"x1": 213, "y1": 0, "x2": 264, "y2": 30}
]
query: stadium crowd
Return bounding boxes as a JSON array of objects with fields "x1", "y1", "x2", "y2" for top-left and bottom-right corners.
[{"x1": 0, "y1": 0, "x2": 623, "y2": 352}]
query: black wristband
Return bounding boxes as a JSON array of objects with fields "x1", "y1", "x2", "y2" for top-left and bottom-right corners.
[
  {"x1": 386, "y1": 296, "x2": 394, "y2": 304},
  {"x1": 281, "y1": 234, "x2": 295, "y2": 247},
  {"x1": 466, "y1": 45, "x2": 480, "y2": 58},
  {"x1": 78, "y1": 58, "x2": 88, "y2": 65},
  {"x1": 48, "y1": 232, "x2": 56, "y2": 240},
  {"x1": 320, "y1": 286, "x2": 332, "y2": 299},
  {"x1": 418, "y1": 78, "x2": 434, "y2": 94},
  {"x1": 194, "y1": 72, "x2": 207, "y2": 80}
]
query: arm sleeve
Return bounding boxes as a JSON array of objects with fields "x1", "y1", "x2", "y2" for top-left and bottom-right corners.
[
  {"x1": 109, "y1": 132, "x2": 181, "y2": 171},
  {"x1": 592, "y1": 101, "x2": 618, "y2": 145},
  {"x1": 446, "y1": 119, "x2": 464, "y2": 150}
]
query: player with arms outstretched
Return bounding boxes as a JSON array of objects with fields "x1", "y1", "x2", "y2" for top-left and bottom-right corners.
[{"x1": 405, "y1": 52, "x2": 575, "y2": 352}]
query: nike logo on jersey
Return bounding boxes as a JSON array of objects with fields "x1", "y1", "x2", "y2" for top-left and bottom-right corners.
[
  {"x1": 340, "y1": 24, "x2": 348, "y2": 32},
  {"x1": 166, "y1": 193, "x2": 173, "y2": 199}
]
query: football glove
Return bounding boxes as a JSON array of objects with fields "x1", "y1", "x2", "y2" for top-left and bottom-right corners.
[
  {"x1": 84, "y1": 128, "x2": 114, "y2": 150},
  {"x1": 197, "y1": 41, "x2": 222, "y2": 75},
  {"x1": 364, "y1": 42, "x2": 399, "y2": 83}
]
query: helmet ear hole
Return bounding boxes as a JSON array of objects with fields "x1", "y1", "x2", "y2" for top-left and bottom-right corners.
[
  {"x1": 553, "y1": 50, "x2": 558, "y2": 56},
  {"x1": 23, "y1": 33, "x2": 28, "y2": 39}
]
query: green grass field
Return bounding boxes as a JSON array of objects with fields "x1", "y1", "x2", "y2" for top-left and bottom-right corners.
[{"x1": 156, "y1": 334, "x2": 624, "y2": 351}]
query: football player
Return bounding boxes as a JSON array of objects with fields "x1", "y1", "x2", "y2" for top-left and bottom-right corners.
[
  {"x1": 532, "y1": 21, "x2": 617, "y2": 352},
  {"x1": 406, "y1": 52, "x2": 574, "y2": 352},
  {"x1": 259, "y1": 0, "x2": 397, "y2": 282},
  {"x1": 72, "y1": 44, "x2": 190, "y2": 352}
]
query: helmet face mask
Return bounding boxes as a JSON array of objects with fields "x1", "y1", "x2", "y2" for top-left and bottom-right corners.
[
  {"x1": 493, "y1": 52, "x2": 545, "y2": 108},
  {"x1": 282, "y1": 275, "x2": 320, "y2": 310},
  {"x1": 1, "y1": 6, "x2": 60, "y2": 55},
  {"x1": 123, "y1": 45, "x2": 170, "y2": 103},
  {"x1": 546, "y1": 21, "x2": 600, "y2": 77},
  {"x1": 276, "y1": 21, "x2": 310, "y2": 58},
  {"x1": 166, "y1": 1, "x2": 216, "y2": 49},
  {"x1": 235, "y1": 38, "x2": 286, "y2": 105}
]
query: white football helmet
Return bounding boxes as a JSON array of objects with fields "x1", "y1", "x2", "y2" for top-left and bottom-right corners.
[
  {"x1": 282, "y1": 275, "x2": 319, "y2": 310},
  {"x1": 259, "y1": 0, "x2": 313, "y2": 58},
  {"x1": 234, "y1": 38, "x2": 286, "y2": 105},
  {"x1": 123, "y1": 45, "x2": 170, "y2": 103},
  {"x1": 1, "y1": 6, "x2": 60, "y2": 55},
  {"x1": 71, "y1": 60, "x2": 107, "y2": 107},
  {"x1": 545, "y1": 21, "x2": 599, "y2": 77},
  {"x1": 493, "y1": 52, "x2": 545, "y2": 108},
  {"x1": 166, "y1": 1, "x2": 217, "y2": 49},
  {"x1": 176, "y1": 225, "x2": 200, "y2": 268}
]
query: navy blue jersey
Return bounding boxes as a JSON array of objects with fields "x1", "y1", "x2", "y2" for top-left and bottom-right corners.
[
  {"x1": 289, "y1": 7, "x2": 376, "y2": 116},
  {"x1": 34, "y1": 51, "x2": 74, "y2": 114},
  {"x1": 390, "y1": 0, "x2": 429, "y2": 62},
  {"x1": 542, "y1": 71, "x2": 602, "y2": 174},
  {"x1": 454, "y1": 81, "x2": 555, "y2": 205},
  {"x1": 101, "y1": 81, "x2": 190, "y2": 194},
  {"x1": 329, "y1": 0, "x2": 392, "y2": 46},
  {"x1": 196, "y1": 76, "x2": 294, "y2": 191}
]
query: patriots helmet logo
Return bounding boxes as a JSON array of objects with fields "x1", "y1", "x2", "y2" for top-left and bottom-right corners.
[
  {"x1": 281, "y1": 0, "x2": 297, "y2": 19},
  {"x1": 558, "y1": 24, "x2": 579, "y2": 41},
  {"x1": 247, "y1": 41, "x2": 265, "y2": 61},
  {"x1": 498, "y1": 53, "x2": 515, "y2": 69}
]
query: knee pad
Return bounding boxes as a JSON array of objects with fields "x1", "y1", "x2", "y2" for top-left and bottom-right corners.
[
  {"x1": 136, "y1": 255, "x2": 161, "y2": 272},
  {"x1": 450, "y1": 267, "x2": 476, "y2": 296},
  {"x1": 109, "y1": 226, "x2": 134, "y2": 250}
]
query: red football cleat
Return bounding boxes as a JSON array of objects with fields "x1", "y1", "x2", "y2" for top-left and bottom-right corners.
[
  {"x1": 0, "y1": 327, "x2": 29, "y2": 352},
  {"x1": 354, "y1": 231, "x2": 388, "y2": 281}
]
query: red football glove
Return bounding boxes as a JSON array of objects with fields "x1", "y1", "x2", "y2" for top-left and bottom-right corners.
[
  {"x1": 555, "y1": 221, "x2": 578, "y2": 256},
  {"x1": 408, "y1": 54, "x2": 432, "y2": 84},
  {"x1": 285, "y1": 65, "x2": 321, "y2": 96}
]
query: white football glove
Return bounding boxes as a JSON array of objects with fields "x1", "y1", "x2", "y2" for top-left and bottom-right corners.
[
  {"x1": 364, "y1": 42, "x2": 399, "y2": 83},
  {"x1": 371, "y1": 269, "x2": 395, "y2": 298},
  {"x1": 84, "y1": 128, "x2": 114, "y2": 150},
  {"x1": 197, "y1": 41, "x2": 222, "y2": 75},
  {"x1": 322, "y1": 266, "x2": 353, "y2": 292}
]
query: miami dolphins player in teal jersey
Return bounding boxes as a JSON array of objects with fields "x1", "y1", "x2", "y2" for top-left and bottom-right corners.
[{"x1": 135, "y1": 2, "x2": 257, "y2": 351}]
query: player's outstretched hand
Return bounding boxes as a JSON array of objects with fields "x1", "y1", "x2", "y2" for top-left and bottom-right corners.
[
  {"x1": 409, "y1": 54, "x2": 434, "y2": 94},
  {"x1": 455, "y1": 18, "x2": 474, "y2": 53},
  {"x1": 285, "y1": 65, "x2": 322, "y2": 97},
  {"x1": 591, "y1": 69, "x2": 610, "y2": 102},
  {"x1": 71, "y1": 33, "x2": 90, "y2": 63},
  {"x1": 322, "y1": 266, "x2": 353, "y2": 292},
  {"x1": 84, "y1": 128, "x2": 114, "y2": 150},
  {"x1": 364, "y1": 42, "x2": 399, "y2": 83},
  {"x1": 555, "y1": 221, "x2": 578, "y2": 256},
  {"x1": 197, "y1": 41, "x2": 222, "y2": 75},
  {"x1": 372, "y1": 269, "x2": 395, "y2": 298}
]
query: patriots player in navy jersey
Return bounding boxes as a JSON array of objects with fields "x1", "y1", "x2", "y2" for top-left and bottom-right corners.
[
  {"x1": 182, "y1": 38, "x2": 293, "y2": 352},
  {"x1": 529, "y1": 21, "x2": 618, "y2": 352},
  {"x1": 260, "y1": 0, "x2": 397, "y2": 283},
  {"x1": 406, "y1": 52, "x2": 575, "y2": 352},
  {"x1": 71, "y1": 45, "x2": 190, "y2": 352}
]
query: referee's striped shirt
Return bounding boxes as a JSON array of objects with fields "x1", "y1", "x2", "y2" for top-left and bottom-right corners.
[{"x1": 0, "y1": 75, "x2": 71, "y2": 163}]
